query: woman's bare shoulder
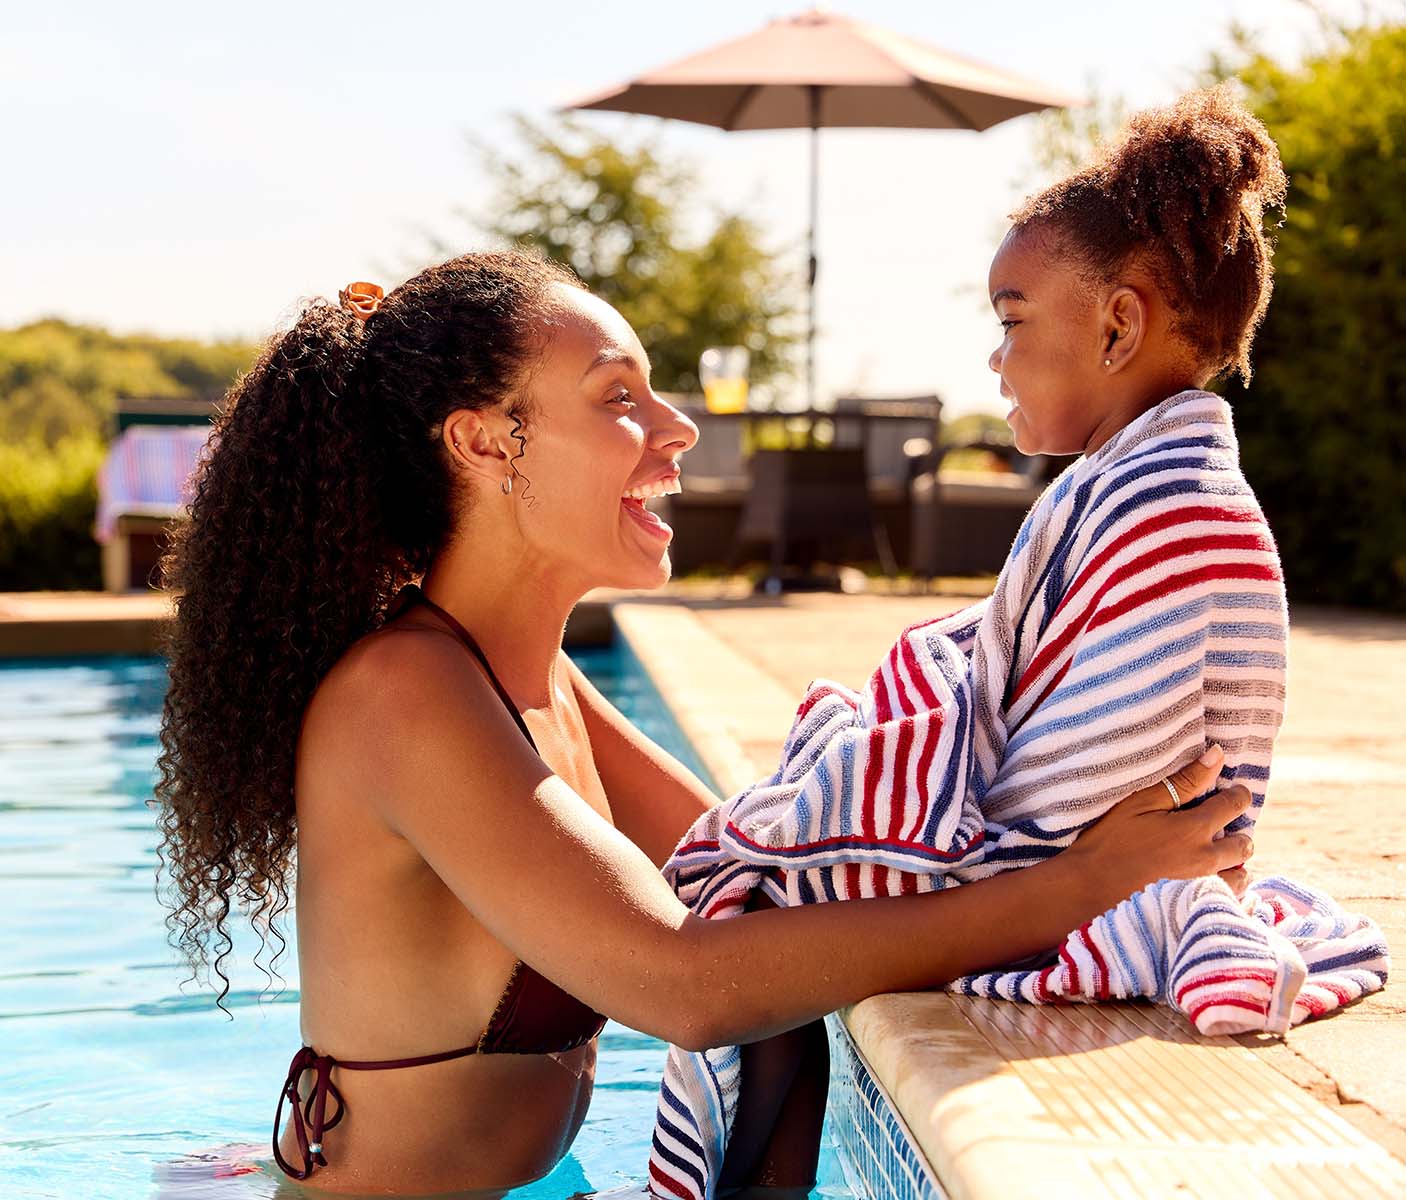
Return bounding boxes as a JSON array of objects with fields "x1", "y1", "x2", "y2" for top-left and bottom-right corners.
[{"x1": 305, "y1": 617, "x2": 498, "y2": 751}]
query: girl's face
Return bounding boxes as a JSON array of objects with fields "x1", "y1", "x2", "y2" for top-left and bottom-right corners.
[
  {"x1": 986, "y1": 227, "x2": 1111, "y2": 456},
  {"x1": 502, "y1": 284, "x2": 699, "y2": 591}
]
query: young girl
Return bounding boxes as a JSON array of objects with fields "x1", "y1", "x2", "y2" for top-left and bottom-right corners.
[{"x1": 650, "y1": 84, "x2": 1387, "y2": 1200}]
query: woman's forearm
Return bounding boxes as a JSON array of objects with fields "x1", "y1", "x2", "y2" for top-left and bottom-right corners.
[{"x1": 678, "y1": 849, "x2": 1107, "y2": 1048}]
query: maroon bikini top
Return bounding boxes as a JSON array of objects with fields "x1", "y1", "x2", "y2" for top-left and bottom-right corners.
[{"x1": 272, "y1": 583, "x2": 608, "y2": 1181}]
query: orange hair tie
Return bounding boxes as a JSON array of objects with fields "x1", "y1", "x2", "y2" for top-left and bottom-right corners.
[{"x1": 338, "y1": 281, "x2": 385, "y2": 322}]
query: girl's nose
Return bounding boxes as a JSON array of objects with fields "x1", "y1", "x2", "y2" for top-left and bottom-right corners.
[
  {"x1": 649, "y1": 395, "x2": 700, "y2": 454},
  {"x1": 988, "y1": 343, "x2": 1004, "y2": 374}
]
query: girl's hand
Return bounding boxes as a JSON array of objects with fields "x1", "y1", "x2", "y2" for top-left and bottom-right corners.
[{"x1": 1067, "y1": 745, "x2": 1255, "y2": 898}]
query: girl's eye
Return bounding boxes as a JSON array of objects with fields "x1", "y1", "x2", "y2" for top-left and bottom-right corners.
[
  {"x1": 1000, "y1": 319, "x2": 1020, "y2": 331},
  {"x1": 608, "y1": 389, "x2": 636, "y2": 408}
]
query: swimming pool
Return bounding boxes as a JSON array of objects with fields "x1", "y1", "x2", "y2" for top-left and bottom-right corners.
[{"x1": 0, "y1": 649, "x2": 854, "y2": 1200}]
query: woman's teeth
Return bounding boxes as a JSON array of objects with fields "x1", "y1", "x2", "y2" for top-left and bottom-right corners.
[{"x1": 623, "y1": 479, "x2": 682, "y2": 501}]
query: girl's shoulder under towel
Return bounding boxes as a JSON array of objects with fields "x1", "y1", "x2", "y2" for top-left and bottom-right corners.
[{"x1": 991, "y1": 389, "x2": 1288, "y2": 825}]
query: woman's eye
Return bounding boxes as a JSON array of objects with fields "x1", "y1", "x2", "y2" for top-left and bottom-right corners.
[
  {"x1": 608, "y1": 390, "x2": 635, "y2": 408},
  {"x1": 1000, "y1": 319, "x2": 1019, "y2": 332}
]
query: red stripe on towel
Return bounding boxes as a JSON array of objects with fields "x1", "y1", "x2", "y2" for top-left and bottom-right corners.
[{"x1": 648, "y1": 1161, "x2": 698, "y2": 1200}]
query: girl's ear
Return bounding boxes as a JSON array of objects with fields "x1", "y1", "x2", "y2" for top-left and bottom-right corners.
[
  {"x1": 1101, "y1": 285, "x2": 1149, "y2": 373},
  {"x1": 442, "y1": 409, "x2": 512, "y2": 489}
]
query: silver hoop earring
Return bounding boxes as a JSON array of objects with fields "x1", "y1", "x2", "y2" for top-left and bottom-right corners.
[{"x1": 501, "y1": 476, "x2": 513, "y2": 496}]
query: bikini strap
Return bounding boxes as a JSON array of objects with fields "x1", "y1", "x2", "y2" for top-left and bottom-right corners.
[
  {"x1": 395, "y1": 583, "x2": 539, "y2": 752},
  {"x1": 272, "y1": 1043, "x2": 480, "y2": 1180}
]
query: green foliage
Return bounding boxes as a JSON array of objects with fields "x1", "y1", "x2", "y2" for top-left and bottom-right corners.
[
  {"x1": 0, "y1": 321, "x2": 251, "y2": 589},
  {"x1": 463, "y1": 116, "x2": 799, "y2": 395},
  {"x1": 0, "y1": 436, "x2": 104, "y2": 590},
  {"x1": 1219, "y1": 21, "x2": 1406, "y2": 610},
  {"x1": 0, "y1": 319, "x2": 254, "y2": 448}
]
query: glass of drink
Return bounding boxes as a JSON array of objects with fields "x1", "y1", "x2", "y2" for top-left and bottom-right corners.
[{"x1": 699, "y1": 346, "x2": 750, "y2": 414}]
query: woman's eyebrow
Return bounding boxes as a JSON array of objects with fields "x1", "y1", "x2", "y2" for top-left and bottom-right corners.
[
  {"x1": 580, "y1": 349, "x2": 647, "y2": 382},
  {"x1": 990, "y1": 287, "x2": 1029, "y2": 307}
]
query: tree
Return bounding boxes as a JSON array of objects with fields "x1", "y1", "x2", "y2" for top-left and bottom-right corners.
[
  {"x1": 0, "y1": 319, "x2": 255, "y2": 447},
  {"x1": 1219, "y1": 21, "x2": 1406, "y2": 610},
  {"x1": 457, "y1": 116, "x2": 799, "y2": 396}
]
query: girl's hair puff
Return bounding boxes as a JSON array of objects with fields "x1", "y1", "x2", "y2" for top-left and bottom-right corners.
[{"x1": 1012, "y1": 83, "x2": 1287, "y2": 383}]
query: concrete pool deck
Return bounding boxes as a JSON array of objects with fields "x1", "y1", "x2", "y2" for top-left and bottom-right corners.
[{"x1": 615, "y1": 586, "x2": 1406, "y2": 1189}]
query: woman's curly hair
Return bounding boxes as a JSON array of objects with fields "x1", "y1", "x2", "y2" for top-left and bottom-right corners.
[
  {"x1": 1012, "y1": 82, "x2": 1288, "y2": 383},
  {"x1": 154, "y1": 249, "x2": 581, "y2": 1006}
]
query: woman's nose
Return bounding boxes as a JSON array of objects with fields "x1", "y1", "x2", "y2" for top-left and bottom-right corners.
[
  {"x1": 988, "y1": 343, "x2": 1004, "y2": 374},
  {"x1": 650, "y1": 395, "x2": 700, "y2": 454}
]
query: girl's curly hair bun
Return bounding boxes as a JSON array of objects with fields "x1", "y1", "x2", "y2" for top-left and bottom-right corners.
[{"x1": 1013, "y1": 83, "x2": 1288, "y2": 384}]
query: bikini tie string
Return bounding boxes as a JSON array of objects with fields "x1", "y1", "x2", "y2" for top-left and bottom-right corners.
[{"x1": 272, "y1": 1046, "x2": 346, "y2": 1180}]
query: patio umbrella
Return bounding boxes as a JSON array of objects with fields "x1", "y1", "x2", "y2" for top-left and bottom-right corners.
[{"x1": 566, "y1": 8, "x2": 1078, "y2": 407}]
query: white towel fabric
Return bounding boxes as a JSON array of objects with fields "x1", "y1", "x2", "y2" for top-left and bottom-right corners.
[{"x1": 645, "y1": 391, "x2": 1389, "y2": 1200}]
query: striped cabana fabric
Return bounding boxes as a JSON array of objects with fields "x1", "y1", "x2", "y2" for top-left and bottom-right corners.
[
  {"x1": 646, "y1": 390, "x2": 1389, "y2": 1200},
  {"x1": 95, "y1": 425, "x2": 210, "y2": 543}
]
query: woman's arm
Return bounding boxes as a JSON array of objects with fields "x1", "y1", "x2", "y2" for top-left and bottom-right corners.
[
  {"x1": 566, "y1": 656, "x2": 718, "y2": 865},
  {"x1": 358, "y1": 636, "x2": 1250, "y2": 1053}
]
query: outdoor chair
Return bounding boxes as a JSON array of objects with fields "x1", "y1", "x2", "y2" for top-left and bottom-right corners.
[
  {"x1": 729, "y1": 447, "x2": 897, "y2": 589},
  {"x1": 832, "y1": 394, "x2": 943, "y2": 490},
  {"x1": 909, "y1": 439, "x2": 1055, "y2": 580}
]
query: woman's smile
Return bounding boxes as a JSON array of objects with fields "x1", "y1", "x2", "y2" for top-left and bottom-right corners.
[
  {"x1": 621, "y1": 495, "x2": 673, "y2": 543},
  {"x1": 620, "y1": 466, "x2": 682, "y2": 544}
]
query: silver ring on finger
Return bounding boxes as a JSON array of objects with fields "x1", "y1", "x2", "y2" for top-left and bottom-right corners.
[{"x1": 1161, "y1": 777, "x2": 1181, "y2": 810}]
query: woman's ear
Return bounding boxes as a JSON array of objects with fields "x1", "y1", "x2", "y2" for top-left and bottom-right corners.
[
  {"x1": 1101, "y1": 285, "x2": 1148, "y2": 373},
  {"x1": 442, "y1": 409, "x2": 511, "y2": 489}
]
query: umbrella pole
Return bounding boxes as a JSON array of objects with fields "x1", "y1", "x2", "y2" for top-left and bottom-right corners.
[{"x1": 807, "y1": 85, "x2": 821, "y2": 411}]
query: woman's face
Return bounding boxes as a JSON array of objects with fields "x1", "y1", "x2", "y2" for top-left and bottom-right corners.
[
  {"x1": 505, "y1": 284, "x2": 699, "y2": 591},
  {"x1": 986, "y1": 227, "x2": 1109, "y2": 456}
]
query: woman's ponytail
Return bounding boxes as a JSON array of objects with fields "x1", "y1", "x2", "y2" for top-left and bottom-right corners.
[
  {"x1": 155, "y1": 300, "x2": 395, "y2": 1004},
  {"x1": 154, "y1": 249, "x2": 581, "y2": 1006}
]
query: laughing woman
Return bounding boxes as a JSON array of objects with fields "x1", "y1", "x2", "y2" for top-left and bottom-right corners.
[{"x1": 155, "y1": 250, "x2": 1252, "y2": 1196}]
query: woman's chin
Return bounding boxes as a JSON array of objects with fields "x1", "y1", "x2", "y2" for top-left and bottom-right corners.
[
  {"x1": 601, "y1": 551, "x2": 673, "y2": 593},
  {"x1": 633, "y1": 553, "x2": 673, "y2": 591}
]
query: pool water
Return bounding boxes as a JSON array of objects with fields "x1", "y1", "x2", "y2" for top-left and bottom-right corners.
[{"x1": 0, "y1": 650, "x2": 854, "y2": 1200}]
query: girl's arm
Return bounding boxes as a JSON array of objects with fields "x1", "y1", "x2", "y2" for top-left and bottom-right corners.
[
  {"x1": 359, "y1": 634, "x2": 1251, "y2": 1052},
  {"x1": 566, "y1": 655, "x2": 719, "y2": 866}
]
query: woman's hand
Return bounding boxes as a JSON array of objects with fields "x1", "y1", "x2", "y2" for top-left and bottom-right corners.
[{"x1": 1065, "y1": 744, "x2": 1255, "y2": 899}]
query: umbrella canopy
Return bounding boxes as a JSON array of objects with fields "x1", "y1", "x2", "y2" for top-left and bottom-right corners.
[
  {"x1": 566, "y1": 8, "x2": 1077, "y2": 406},
  {"x1": 569, "y1": 8, "x2": 1078, "y2": 133}
]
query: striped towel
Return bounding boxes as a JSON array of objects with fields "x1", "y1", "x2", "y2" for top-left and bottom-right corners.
[{"x1": 646, "y1": 390, "x2": 1389, "y2": 1200}]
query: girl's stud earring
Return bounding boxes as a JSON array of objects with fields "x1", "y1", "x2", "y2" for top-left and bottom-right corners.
[
  {"x1": 1104, "y1": 358, "x2": 1113, "y2": 367},
  {"x1": 501, "y1": 476, "x2": 513, "y2": 496}
]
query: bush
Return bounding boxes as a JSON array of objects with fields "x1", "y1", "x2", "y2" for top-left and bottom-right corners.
[
  {"x1": 1221, "y1": 22, "x2": 1406, "y2": 611},
  {"x1": 0, "y1": 437, "x2": 105, "y2": 591}
]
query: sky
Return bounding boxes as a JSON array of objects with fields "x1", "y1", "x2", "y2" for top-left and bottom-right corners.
[{"x1": 3, "y1": 0, "x2": 1340, "y2": 417}]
